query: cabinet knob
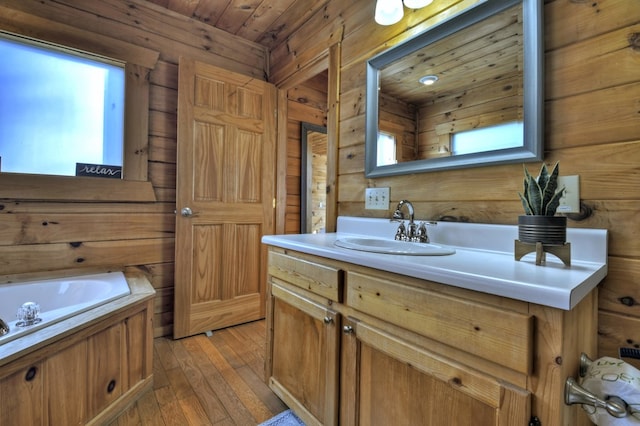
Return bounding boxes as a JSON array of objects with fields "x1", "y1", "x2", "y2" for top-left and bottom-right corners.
[
  {"x1": 343, "y1": 325, "x2": 354, "y2": 334},
  {"x1": 323, "y1": 316, "x2": 333, "y2": 324}
]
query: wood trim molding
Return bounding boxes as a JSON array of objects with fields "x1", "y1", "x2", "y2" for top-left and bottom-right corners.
[
  {"x1": 275, "y1": 89, "x2": 289, "y2": 234},
  {"x1": 0, "y1": 5, "x2": 159, "y2": 68},
  {"x1": 325, "y1": 42, "x2": 341, "y2": 233},
  {"x1": 0, "y1": 174, "x2": 157, "y2": 202}
]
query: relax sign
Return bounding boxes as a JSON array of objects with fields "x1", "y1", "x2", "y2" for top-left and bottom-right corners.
[{"x1": 76, "y1": 163, "x2": 122, "y2": 179}]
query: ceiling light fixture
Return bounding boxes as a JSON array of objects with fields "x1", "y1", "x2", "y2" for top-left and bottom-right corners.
[
  {"x1": 375, "y1": 0, "x2": 404, "y2": 26},
  {"x1": 403, "y1": 0, "x2": 434, "y2": 9},
  {"x1": 374, "y1": 0, "x2": 434, "y2": 25},
  {"x1": 419, "y1": 75, "x2": 439, "y2": 85}
]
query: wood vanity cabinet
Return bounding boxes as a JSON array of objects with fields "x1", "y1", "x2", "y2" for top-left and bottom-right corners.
[{"x1": 265, "y1": 247, "x2": 597, "y2": 426}]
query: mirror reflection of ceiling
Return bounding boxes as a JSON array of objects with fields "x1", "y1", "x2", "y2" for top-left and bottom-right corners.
[{"x1": 379, "y1": 4, "x2": 523, "y2": 108}]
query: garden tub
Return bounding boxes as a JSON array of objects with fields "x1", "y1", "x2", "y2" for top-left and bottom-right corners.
[{"x1": 0, "y1": 271, "x2": 130, "y2": 347}]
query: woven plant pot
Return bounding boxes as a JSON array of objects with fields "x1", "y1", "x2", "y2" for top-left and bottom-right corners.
[{"x1": 518, "y1": 215, "x2": 567, "y2": 245}]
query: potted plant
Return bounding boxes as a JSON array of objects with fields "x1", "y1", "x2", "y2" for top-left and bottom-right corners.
[{"x1": 517, "y1": 162, "x2": 567, "y2": 245}]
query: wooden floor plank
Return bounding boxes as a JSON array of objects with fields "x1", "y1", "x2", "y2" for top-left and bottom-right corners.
[
  {"x1": 182, "y1": 337, "x2": 257, "y2": 425},
  {"x1": 153, "y1": 346, "x2": 171, "y2": 389},
  {"x1": 178, "y1": 394, "x2": 214, "y2": 426},
  {"x1": 226, "y1": 327, "x2": 266, "y2": 377},
  {"x1": 110, "y1": 320, "x2": 286, "y2": 425},
  {"x1": 164, "y1": 365, "x2": 196, "y2": 401},
  {"x1": 195, "y1": 334, "x2": 275, "y2": 423},
  {"x1": 235, "y1": 365, "x2": 288, "y2": 415},
  {"x1": 208, "y1": 329, "x2": 245, "y2": 369},
  {"x1": 135, "y1": 389, "x2": 167, "y2": 426},
  {"x1": 176, "y1": 338, "x2": 236, "y2": 424}
]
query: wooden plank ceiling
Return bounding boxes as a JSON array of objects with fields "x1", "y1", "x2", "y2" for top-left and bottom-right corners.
[{"x1": 143, "y1": 0, "x2": 331, "y2": 49}]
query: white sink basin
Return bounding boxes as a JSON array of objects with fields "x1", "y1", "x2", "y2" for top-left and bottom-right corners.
[{"x1": 334, "y1": 237, "x2": 455, "y2": 256}]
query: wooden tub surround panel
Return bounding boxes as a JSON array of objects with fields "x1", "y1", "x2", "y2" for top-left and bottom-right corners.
[{"x1": 0, "y1": 271, "x2": 156, "y2": 426}]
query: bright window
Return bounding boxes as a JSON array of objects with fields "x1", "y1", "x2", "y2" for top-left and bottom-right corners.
[
  {"x1": 377, "y1": 131, "x2": 397, "y2": 166},
  {"x1": 0, "y1": 34, "x2": 125, "y2": 178}
]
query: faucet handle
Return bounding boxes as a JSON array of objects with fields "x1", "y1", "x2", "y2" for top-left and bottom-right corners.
[
  {"x1": 416, "y1": 222, "x2": 429, "y2": 243},
  {"x1": 394, "y1": 221, "x2": 407, "y2": 241}
]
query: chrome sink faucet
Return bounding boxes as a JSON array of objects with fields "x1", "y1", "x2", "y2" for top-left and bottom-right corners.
[{"x1": 391, "y1": 200, "x2": 431, "y2": 243}]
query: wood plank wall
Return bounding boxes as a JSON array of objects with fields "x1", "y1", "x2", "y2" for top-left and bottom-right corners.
[
  {"x1": 271, "y1": 0, "x2": 640, "y2": 366},
  {"x1": 0, "y1": 0, "x2": 267, "y2": 338}
]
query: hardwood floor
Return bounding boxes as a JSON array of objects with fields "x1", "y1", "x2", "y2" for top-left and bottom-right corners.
[{"x1": 109, "y1": 320, "x2": 288, "y2": 425}]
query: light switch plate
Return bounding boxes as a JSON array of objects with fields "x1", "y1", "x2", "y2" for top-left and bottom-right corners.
[
  {"x1": 365, "y1": 187, "x2": 390, "y2": 210},
  {"x1": 557, "y1": 175, "x2": 580, "y2": 214}
]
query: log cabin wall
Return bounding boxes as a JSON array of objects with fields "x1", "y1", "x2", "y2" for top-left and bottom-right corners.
[
  {"x1": 0, "y1": 0, "x2": 267, "y2": 337},
  {"x1": 271, "y1": 0, "x2": 640, "y2": 364}
]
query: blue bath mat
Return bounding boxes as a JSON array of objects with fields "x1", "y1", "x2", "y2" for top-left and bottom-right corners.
[{"x1": 258, "y1": 409, "x2": 305, "y2": 426}]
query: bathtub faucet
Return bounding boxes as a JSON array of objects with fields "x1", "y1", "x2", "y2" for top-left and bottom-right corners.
[
  {"x1": 16, "y1": 302, "x2": 42, "y2": 327},
  {"x1": 0, "y1": 318, "x2": 9, "y2": 336}
]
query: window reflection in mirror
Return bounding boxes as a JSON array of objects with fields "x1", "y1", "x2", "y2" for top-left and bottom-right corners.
[
  {"x1": 451, "y1": 121, "x2": 523, "y2": 156},
  {"x1": 0, "y1": 33, "x2": 125, "y2": 177},
  {"x1": 376, "y1": 132, "x2": 397, "y2": 166}
]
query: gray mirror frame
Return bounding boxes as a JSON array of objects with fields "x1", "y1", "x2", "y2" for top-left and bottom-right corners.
[{"x1": 365, "y1": 0, "x2": 543, "y2": 178}]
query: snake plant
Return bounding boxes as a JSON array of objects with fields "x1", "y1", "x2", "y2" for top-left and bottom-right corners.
[{"x1": 518, "y1": 162, "x2": 565, "y2": 216}]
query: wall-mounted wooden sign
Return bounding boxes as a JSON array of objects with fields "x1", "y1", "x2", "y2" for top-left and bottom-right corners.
[{"x1": 76, "y1": 163, "x2": 122, "y2": 179}]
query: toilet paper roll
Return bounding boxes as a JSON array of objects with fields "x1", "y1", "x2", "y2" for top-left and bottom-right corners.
[{"x1": 581, "y1": 356, "x2": 640, "y2": 425}]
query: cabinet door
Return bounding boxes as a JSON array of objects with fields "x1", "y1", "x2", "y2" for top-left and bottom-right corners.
[
  {"x1": 0, "y1": 363, "x2": 43, "y2": 425},
  {"x1": 269, "y1": 282, "x2": 340, "y2": 426},
  {"x1": 341, "y1": 318, "x2": 531, "y2": 426},
  {"x1": 87, "y1": 323, "x2": 123, "y2": 419},
  {"x1": 45, "y1": 340, "x2": 88, "y2": 425}
]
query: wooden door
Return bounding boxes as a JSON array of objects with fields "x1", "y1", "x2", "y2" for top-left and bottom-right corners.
[{"x1": 174, "y1": 58, "x2": 276, "y2": 338}]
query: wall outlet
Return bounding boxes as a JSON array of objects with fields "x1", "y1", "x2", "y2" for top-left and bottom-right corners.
[
  {"x1": 365, "y1": 187, "x2": 390, "y2": 210},
  {"x1": 557, "y1": 175, "x2": 580, "y2": 214}
]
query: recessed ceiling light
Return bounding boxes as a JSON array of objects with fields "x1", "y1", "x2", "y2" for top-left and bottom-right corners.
[{"x1": 419, "y1": 75, "x2": 438, "y2": 85}]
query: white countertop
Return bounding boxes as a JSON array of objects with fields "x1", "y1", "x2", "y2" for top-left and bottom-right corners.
[{"x1": 262, "y1": 217, "x2": 608, "y2": 310}]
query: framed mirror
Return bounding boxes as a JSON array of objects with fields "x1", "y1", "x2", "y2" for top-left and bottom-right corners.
[
  {"x1": 300, "y1": 122, "x2": 328, "y2": 234},
  {"x1": 365, "y1": 0, "x2": 543, "y2": 178}
]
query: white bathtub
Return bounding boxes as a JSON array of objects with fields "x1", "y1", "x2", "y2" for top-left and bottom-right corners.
[{"x1": 0, "y1": 271, "x2": 130, "y2": 345}]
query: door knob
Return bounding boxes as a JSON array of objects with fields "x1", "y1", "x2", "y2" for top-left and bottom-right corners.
[{"x1": 180, "y1": 207, "x2": 193, "y2": 217}]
